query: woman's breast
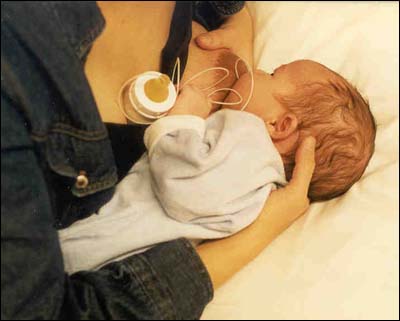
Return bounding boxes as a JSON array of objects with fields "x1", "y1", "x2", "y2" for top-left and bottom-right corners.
[{"x1": 183, "y1": 22, "x2": 239, "y2": 108}]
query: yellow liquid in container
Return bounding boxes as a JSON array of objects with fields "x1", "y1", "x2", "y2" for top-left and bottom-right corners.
[{"x1": 144, "y1": 74, "x2": 170, "y2": 103}]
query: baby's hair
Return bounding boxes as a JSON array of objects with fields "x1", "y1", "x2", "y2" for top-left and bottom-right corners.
[{"x1": 275, "y1": 79, "x2": 376, "y2": 202}]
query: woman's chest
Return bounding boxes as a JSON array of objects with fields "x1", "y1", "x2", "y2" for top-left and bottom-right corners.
[{"x1": 85, "y1": 15, "x2": 237, "y2": 124}]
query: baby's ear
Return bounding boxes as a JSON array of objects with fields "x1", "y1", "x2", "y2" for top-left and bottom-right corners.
[{"x1": 268, "y1": 112, "x2": 300, "y2": 154}]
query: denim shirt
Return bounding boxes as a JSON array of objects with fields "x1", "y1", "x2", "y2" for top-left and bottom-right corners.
[{"x1": 1, "y1": 1, "x2": 244, "y2": 319}]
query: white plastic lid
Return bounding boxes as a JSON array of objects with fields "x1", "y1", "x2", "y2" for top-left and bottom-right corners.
[{"x1": 130, "y1": 71, "x2": 177, "y2": 116}]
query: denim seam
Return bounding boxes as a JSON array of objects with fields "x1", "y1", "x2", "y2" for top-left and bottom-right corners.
[
  {"x1": 75, "y1": 23, "x2": 104, "y2": 59},
  {"x1": 72, "y1": 176, "x2": 117, "y2": 197},
  {"x1": 75, "y1": 177, "x2": 115, "y2": 190},
  {"x1": 53, "y1": 123, "x2": 105, "y2": 135},
  {"x1": 52, "y1": 127, "x2": 107, "y2": 140},
  {"x1": 140, "y1": 239, "x2": 213, "y2": 319},
  {"x1": 209, "y1": 1, "x2": 244, "y2": 16},
  {"x1": 192, "y1": 11, "x2": 211, "y2": 31},
  {"x1": 31, "y1": 123, "x2": 108, "y2": 142},
  {"x1": 46, "y1": 3, "x2": 72, "y2": 50},
  {"x1": 124, "y1": 256, "x2": 173, "y2": 320},
  {"x1": 46, "y1": 2, "x2": 104, "y2": 60},
  {"x1": 138, "y1": 255, "x2": 178, "y2": 319},
  {"x1": 179, "y1": 239, "x2": 214, "y2": 301}
]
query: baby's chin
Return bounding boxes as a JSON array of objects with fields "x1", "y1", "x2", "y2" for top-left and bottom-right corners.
[
  {"x1": 213, "y1": 91, "x2": 246, "y2": 113},
  {"x1": 219, "y1": 104, "x2": 243, "y2": 113},
  {"x1": 211, "y1": 103, "x2": 222, "y2": 113}
]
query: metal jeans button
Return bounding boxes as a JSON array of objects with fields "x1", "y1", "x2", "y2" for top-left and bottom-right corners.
[{"x1": 75, "y1": 170, "x2": 89, "y2": 189}]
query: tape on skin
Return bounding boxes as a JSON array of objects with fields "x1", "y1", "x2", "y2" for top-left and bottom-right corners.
[{"x1": 118, "y1": 56, "x2": 254, "y2": 124}]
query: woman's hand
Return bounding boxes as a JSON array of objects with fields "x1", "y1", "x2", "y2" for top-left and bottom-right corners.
[
  {"x1": 195, "y1": 6, "x2": 253, "y2": 66},
  {"x1": 261, "y1": 136, "x2": 316, "y2": 228},
  {"x1": 197, "y1": 136, "x2": 316, "y2": 289}
]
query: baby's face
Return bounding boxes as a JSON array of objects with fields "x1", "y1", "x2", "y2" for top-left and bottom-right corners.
[{"x1": 224, "y1": 59, "x2": 338, "y2": 124}]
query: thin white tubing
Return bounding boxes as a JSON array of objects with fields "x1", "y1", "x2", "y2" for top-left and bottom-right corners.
[{"x1": 117, "y1": 56, "x2": 254, "y2": 123}]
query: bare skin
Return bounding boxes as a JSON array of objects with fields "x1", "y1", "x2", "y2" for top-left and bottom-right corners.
[
  {"x1": 85, "y1": 1, "x2": 175, "y2": 124},
  {"x1": 86, "y1": 1, "x2": 316, "y2": 291},
  {"x1": 85, "y1": 1, "x2": 237, "y2": 124}
]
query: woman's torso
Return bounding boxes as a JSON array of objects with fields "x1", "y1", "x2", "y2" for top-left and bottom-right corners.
[
  {"x1": 85, "y1": 2, "x2": 238, "y2": 125},
  {"x1": 1, "y1": 2, "x2": 241, "y2": 229}
]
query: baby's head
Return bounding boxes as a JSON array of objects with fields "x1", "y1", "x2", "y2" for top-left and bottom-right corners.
[{"x1": 225, "y1": 60, "x2": 376, "y2": 201}]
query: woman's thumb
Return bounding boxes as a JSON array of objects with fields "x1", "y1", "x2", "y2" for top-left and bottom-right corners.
[{"x1": 195, "y1": 29, "x2": 229, "y2": 50}]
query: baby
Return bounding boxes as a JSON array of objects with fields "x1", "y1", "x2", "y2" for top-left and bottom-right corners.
[
  {"x1": 223, "y1": 59, "x2": 377, "y2": 201},
  {"x1": 59, "y1": 59, "x2": 376, "y2": 274}
]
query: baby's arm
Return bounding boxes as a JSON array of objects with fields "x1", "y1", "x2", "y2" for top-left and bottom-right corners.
[
  {"x1": 144, "y1": 86, "x2": 214, "y2": 223},
  {"x1": 145, "y1": 85, "x2": 211, "y2": 157},
  {"x1": 168, "y1": 84, "x2": 212, "y2": 119},
  {"x1": 145, "y1": 93, "x2": 286, "y2": 234}
]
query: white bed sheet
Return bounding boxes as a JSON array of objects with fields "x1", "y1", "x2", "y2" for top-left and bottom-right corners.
[{"x1": 201, "y1": 2, "x2": 399, "y2": 319}]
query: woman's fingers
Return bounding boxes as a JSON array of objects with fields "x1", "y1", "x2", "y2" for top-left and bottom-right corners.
[
  {"x1": 260, "y1": 136, "x2": 315, "y2": 223},
  {"x1": 195, "y1": 7, "x2": 254, "y2": 66},
  {"x1": 195, "y1": 29, "x2": 231, "y2": 50},
  {"x1": 290, "y1": 136, "x2": 316, "y2": 197}
]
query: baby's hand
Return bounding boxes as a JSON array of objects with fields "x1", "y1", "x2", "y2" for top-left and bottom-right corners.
[{"x1": 168, "y1": 85, "x2": 212, "y2": 119}]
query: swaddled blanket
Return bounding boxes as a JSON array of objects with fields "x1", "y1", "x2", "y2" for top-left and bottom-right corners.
[{"x1": 59, "y1": 109, "x2": 287, "y2": 274}]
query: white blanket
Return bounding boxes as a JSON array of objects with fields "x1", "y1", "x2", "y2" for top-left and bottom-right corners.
[{"x1": 201, "y1": 2, "x2": 399, "y2": 320}]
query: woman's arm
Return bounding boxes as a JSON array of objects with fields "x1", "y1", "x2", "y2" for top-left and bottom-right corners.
[
  {"x1": 1, "y1": 92, "x2": 212, "y2": 320},
  {"x1": 1, "y1": 3, "x2": 212, "y2": 316},
  {"x1": 197, "y1": 136, "x2": 316, "y2": 289}
]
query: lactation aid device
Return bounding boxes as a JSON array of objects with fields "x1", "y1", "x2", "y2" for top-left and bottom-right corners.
[
  {"x1": 118, "y1": 57, "x2": 254, "y2": 125},
  {"x1": 118, "y1": 71, "x2": 177, "y2": 124}
]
